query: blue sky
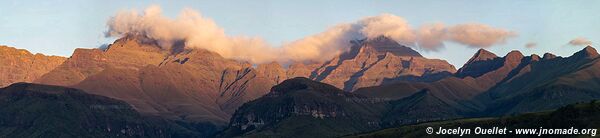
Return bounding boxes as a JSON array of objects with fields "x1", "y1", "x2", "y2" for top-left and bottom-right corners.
[{"x1": 1, "y1": 0, "x2": 599, "y2": 66}]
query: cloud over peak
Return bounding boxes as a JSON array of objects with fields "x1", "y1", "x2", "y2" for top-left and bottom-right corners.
[
  {"x1": 105, "y1": 6, "x2": 517, "y2": 64},
  {"x1": 568, "y1": 37, "x2": 593, "y2": 46},
  {"x1": 445, "y1": 24, "x2": 516, "y2": 48}
]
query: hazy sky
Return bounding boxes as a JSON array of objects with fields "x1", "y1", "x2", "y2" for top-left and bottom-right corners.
[{"x1": 1, "y1": 0, "x2": 599, "y2": 66}]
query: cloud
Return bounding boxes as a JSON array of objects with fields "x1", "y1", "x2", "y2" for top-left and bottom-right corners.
[
  {"x1": 525, "y1": 42, "x2": 537, "y2": 48},
  {"x1": 416, "y1": 23, "x2": 447, "y2": 51},
  {"x1": 445, "y1": 24, "x2": 517, "y2": 48},
  {"x1": 106, "y1": 6, "x2": 517, "y2": 64},
  {"x1": 415, "y1": 23, "x2": 517, "y2": 51},
  {"x1": 281, "y1": 14, "x2": 416, "y2": 62},
  {"x1": 359, "y1": 14, "x2": 416, "y2": 45},
  {"x1": 106, "y1": 5, "x2": 277, "y2": 64},
  {"x1": 568, "y1": 37, "x2": 593, "y2": 46},
  {"x1": 281, "y1": 24, "x2": 360, "y2": 62}
]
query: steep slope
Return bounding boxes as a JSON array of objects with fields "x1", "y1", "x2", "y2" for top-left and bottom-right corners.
[
  {"x1": 245, "y1": 36, "x2": 456, "y2": 92},
  {"x1": 456, "y1": 49, "x2": 535, "y2": 89},
  {"x1": 483, "y1": 46, "x2": 600, "y2": 115},
  {"x1": 219, "y1": 78, "x2": 388, "y2": 138},
  {"x1": 32, "y1": 35, "x2": 454, "y2": 127},
  {"x1": 34, "y1": 35, "x2": 276, "y2": 126},
  {"x1": 0, "y1": 46, "x2": 66, "y2": 87},
  {"x1": 455, "y1": 49, "x2": 502, "y2": 78},
  {"x1": 0, "y1": 83, "x2": 216, "y2": 137},
  {"x1": 35, "y1": 36, "x2": 169, "y2": 86},
  {"x1": 358, "y1": 48, "x2": 540, "y2": 99},
  {"x1": 256, "y1": 62, "x2": 287, "y2": 84},
  {"x1": 308, "y1": 36, "x2": 456, "y2": 91},
  {"x1": 353, "y1": 48, "x2": 565, "y2": 125},
  {"x1": 352, "y1": 46, "x2": 600, "y2": 124}
]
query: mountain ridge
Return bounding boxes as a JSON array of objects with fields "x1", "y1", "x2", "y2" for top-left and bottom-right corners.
[{"x1": 0, "y1": 45, "x2": 66, "y2": 87}]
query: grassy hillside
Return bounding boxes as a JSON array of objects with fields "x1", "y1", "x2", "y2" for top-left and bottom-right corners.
[
  {"x1": 219, "y1": 78, "x2": 388, "y2": 138},
  {"x1": 348, "y1": 100, "x2": 600, "y2": 138},
  {"x1": 0, "y1": 83, "x2": 218, "y2": 137}
]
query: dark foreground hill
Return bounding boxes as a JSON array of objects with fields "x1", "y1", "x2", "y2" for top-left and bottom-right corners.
[
  {"x1": 218, "y1": 78, "x2": 389, "y2": 138},
  {"x1": 348, "y1": 100, "x2": 600, "y2": 138},
  {"x1": 0, "y1": 83, "x2": 217, "y2": 137}
]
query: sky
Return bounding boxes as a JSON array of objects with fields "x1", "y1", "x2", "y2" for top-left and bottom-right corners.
[{"x1": 1, "y1": 0, "x2": 599, "y2": 67}]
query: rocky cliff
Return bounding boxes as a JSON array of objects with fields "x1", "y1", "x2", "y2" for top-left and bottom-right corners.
[
  {"x1": 307, "y1": 36, "x2": 456, "y2": 91},
  {"x1": 34, "y1": 35, "x2": 276, "y2": 126},
  {"x1": 24, "y1": 35, "x2": 455, "y2": 127},
  {"x1": 248, "y1": 36, "x2": 457, "y2": 92},
  {"x1": 0, "y1": 46, "x2": 66, "y2": 87},
  {"x1": 355, "y1": 46, "x2": 600, "y2": 124},
  {"x1": 219, "y1": 78, "x2": 388, "y2": 138}
]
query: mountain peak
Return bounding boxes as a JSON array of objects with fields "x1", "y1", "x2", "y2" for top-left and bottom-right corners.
[
  {"x1": 505, "y1": 50, "x2": 524, "y2": 61},
  {"x1": 455, "y1": 49, "x2": 504, "y2": 78},
  {"x1": 530, "y1": 54, "x2": 541, "y2": 61},
  {"x1": 466, "y1": 49, "x2": 498, "y2": 63},
  {"x1": 0, "y1": 45, "x2": 66, "y2": 87},
  {"x1": 571, "y1": 45, "x2": 599, "y2": 59},
  {"x1": 352, "y1": 36, "x2": 422, "y2": 57},
  {"x1": 542, "y1": 53, "x2": 557, "y2": 60}
]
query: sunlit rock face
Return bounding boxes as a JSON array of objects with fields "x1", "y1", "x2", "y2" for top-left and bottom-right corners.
[
  {"x1": 0, "y1": 45, "x2": 66, "y2": 87},
  {"x1": 33, "y1": 35, "x2": 277, "y2": 126},
  {"x1": 241, "y1": 35, "x2": 457, "y2": 92},
  {"x1": 25, "y1": 35, "x2": 456, "y2": 127},
  {"x1": 306, "y1": 36, "x2": 456, "y2": 91}
]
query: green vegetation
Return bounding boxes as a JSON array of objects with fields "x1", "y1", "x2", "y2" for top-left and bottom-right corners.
[{"x1": 348, "y1": 100, "x2": 600, "y2": 138}]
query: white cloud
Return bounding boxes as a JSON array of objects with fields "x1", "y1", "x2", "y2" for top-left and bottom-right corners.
[
  {"x1": 106, "y1": 6, "x2": 518, "y2": 64},
  {"x1": 568, "y1": 37, "x2": 593, "y2": 46}
]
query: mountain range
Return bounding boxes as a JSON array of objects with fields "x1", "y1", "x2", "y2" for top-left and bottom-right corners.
[
  {"x1": 0, "y1": 35, "x2": 454, "y2": 126},
  {"x1": 1, "y1": 35, "x2": 599, "y2": 137},
  {"x1": 219, "y1": 45, "x2": 600, "y2": 137}
]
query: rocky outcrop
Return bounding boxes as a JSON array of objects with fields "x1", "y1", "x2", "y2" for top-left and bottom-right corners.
[
  {"x1": 356, "y1": 46, "x2": 600, "y2": 122},
  {"x1": 542, "y1": 53, "x2": 557, "y2": 60},
  {"x1": 286, "y1": 62, "x2": 320, "y2": 78},
  {"x1": 455, "y1": 49, "x2": 502, "y2": 78},
  {"x1": 483, "y1": 46, "x2": 600, "y2": 115},
  {"x1": 353, "y1": 36, "x2": 423, "y2": 57},
  {"x1": 455, "y1": 49, "x2": 535, "y2": 89},
  {"x1": 203, "y1": 36, "x2": 455, "y2": 93},
  {"x1": 35, "y1": 36, "x2": 169, "y2": 86},
  {"x1": 0, "y1": 46, "x2": 66, "y2": 87},
  {"x1": 219, "y1": 78, "x2": 387, "y2": 138},
  {"x1": 256, "y1": 62, "x2": 287, "y2": 84},
  {"x1": 308, "y1": 36, "x2": 456, "y2": 91},
  {"x1": 34, "y1": 35, "x2": 275, "y2": 126}
]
